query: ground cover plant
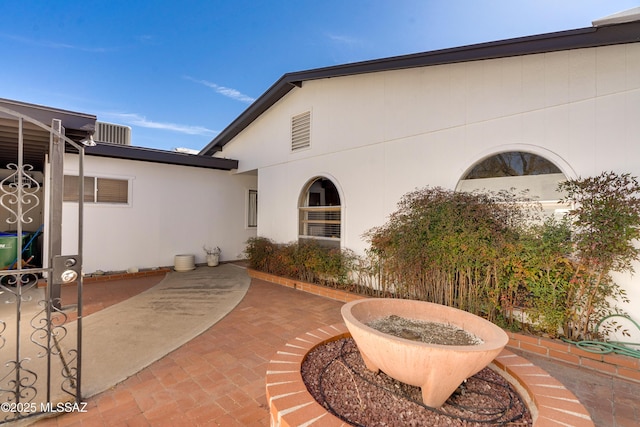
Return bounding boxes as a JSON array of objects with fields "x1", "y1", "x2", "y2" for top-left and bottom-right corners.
[{"x1": 246, "y1": 172, "x2": 640, "y2": 341}]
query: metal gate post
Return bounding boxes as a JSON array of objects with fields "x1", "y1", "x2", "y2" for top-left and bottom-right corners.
[{"x1": 49, "y1": 119, "x2": 63, "y2": 310}]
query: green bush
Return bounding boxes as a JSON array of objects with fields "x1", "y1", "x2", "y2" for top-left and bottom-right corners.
[
  {"x1": 363, "y1": 187, "x2": 537, "y2": 324},
  {"x1": 558, "y1": 172, "x2": 640, "y2": 339},
  {"x1": 244, "y1": 237, "x2": 356, "y2": 288},
  {"x1": 502, "y1": 216, "x2": 575, "y2": 337},
  {"x1": 245, "y1": 172, "x2": 640, "y2": 341}
]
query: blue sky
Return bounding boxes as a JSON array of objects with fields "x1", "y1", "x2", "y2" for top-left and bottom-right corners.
[{"x1": 1, "y1": 0, "x2": 638, "y2": 152}]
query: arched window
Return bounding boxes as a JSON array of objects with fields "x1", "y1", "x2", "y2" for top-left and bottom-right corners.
[
  {"x1": 464, "y1": 152, "x2": 561, "y2": 179},
  {"x1": 456, "y1": 151, "x2": 568, "y2": 215},
  {"x1": 299, "y1": 177, "x2": 341, "y2": 247}
]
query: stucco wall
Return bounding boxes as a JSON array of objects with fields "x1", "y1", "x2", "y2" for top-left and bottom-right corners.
[
  {"x1": 62, "y1": 154, "x2": 257, "y2": 274},
  {"x1": 221, "y1": 42, "x2": 639, "y2": 241},
  {"x1": 217, "y1": 42, "x2": 640, "y2": 337}
]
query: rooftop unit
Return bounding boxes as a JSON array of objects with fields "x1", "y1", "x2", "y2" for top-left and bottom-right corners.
[{"x1": 94, "y1": 121, "x2": 131, "y2": 145}]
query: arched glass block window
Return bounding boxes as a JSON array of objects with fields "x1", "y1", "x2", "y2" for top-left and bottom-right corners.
[{"x1": 299, "y1": 177, "x2": 341, "y2": 247}]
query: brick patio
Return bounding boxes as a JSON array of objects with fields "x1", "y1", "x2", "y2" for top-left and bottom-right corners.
[{"x1": 32, "y1": 270, "x2": 640, "y2": 426}]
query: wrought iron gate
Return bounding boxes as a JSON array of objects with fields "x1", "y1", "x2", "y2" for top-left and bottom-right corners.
[{"x1": 0, "y1": 107, "x2": 86, "y2": 423}]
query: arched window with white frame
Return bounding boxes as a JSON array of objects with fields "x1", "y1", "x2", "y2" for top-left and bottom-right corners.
[
  {"x1": 456, "y1": 151, "x2": 569, "y2": 217},
  {"x1": 298, "y1": 177, "x2": 341, "y2": 248}
]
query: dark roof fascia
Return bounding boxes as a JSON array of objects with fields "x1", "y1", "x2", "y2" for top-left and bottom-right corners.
[
  {"x1": 199, "y1": 20, "x2": 640, "y2": 156},
  {"x1": 0, "y1": 97, "x2": 96, "y2": 138},
  {"x1": 200, "y1": 76, "x2": 300, "y2": 155},
  {"x1": 78, "y1": 142, "x2": 238, "y2": 171}
]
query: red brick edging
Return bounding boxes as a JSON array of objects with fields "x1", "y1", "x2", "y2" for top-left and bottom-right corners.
[
  {"x1": 82, "y1": 267, "x2": 171, "y2": 284},
  {"x1": 505, "y1": 331, "x2": 640, "y2": 383},
  {"x1": 266, "y1": 323, "x2": 594, "y2": 427},
  {"x1": 247, "y1": 269, "x2": 640, "y2": 385},
  {"x1": 37, "y1": 267, "x2": 172, "y2": 288}
]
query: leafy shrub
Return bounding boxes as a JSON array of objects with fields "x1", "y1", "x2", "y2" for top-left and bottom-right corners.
[
  {"x1": 558, "y1": 172, "x2": 640, "y2": 339},
  {"x1": 246, "y1": 172, "x2": 640, "y2": 341},
  {"x1": 503, "y1": 216, "x2": 575, "y2": 336},
  {"x1": 365, "y1": 188, "x2": 536, "y2": 318},
  {"x1": 244, "y1": 237, "x2": 356, "y2": 288}
]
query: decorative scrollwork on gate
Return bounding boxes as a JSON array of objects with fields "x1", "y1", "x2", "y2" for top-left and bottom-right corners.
[
  {"x1": 0, "y1": 163, "x2": 41, "y2": 227},
  {"x1": 0, "y1": 105, "x2": 85, "y2": 423},
  {"x1": 59, "y1": 348, "x2": 78, "y2": 398},
  {"x1": 0, "y1": 360, "x2": 38, "y2": 422},
  {"x1": 0, "y1": 320, "x2": 5, "y2": 351}
]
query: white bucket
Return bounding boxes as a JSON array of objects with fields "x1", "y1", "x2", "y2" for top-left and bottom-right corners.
[{"x1": 174, "y1": 254, "x2": 196, "y2": 272}]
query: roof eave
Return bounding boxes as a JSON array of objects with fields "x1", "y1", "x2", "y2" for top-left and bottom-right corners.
[
  {"x1": 0, "y1": 97, "x2": 96, "y2": 139},
  {"x1": 199, "y1": 77, "x2": 300, "y2": 155},
  {"x1": 199, "y1": 20, "x2": 640, "y2": 156},
  {"x1": 80, "y1": 142, "x2": 238, "y2": 170}
]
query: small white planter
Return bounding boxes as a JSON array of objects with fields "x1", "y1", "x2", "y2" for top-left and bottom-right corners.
[
  {"x1": 206, "y1": 253, "x2": 219, "y2": 267},
  {"x1": 174, "y1": 254, "x2": 196, "y2": 272}
]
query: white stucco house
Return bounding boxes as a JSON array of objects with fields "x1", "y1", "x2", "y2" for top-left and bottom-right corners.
[
  {"x1": 0, "y1": 99, "x2": 258, "y2": 275},
  {"x1": 61, "y1": 145, "x2": 257, "y2": 273},
  {"x1": 199, "y1": 9, "x2": 640, "y2": 333},
  {"x1": 2, "y1": 9, "x2": 639, "y2": 336}
]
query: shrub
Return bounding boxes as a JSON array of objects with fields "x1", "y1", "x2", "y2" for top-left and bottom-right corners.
[
  {"x1": 558, "y1": 172, "x2": 640, "y2": 339},
  {"x1": 246, "y1": 172, "x2": 640, "y2": 341},
  {"x1": 505, "y1": 216, "x2": 575, "y2": 337},
  {"x1": 244, "y1": 237, "x2": 356, "y2": 288},
  {"x1": 363, "y1": 187, "x2": 535, "y2": 323}
]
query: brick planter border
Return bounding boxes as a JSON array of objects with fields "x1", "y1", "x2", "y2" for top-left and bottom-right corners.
[
  {"x1": 266, "y1": 323, "x2": 594, "y2": 427},
  {"x1": 82, "y1": 267, "x2": 172, "y2": 283},
  {"x1": 37, "y1": 267, "x2": 172, "y2": 288},
  {"x1": 248, "y1": 269, "x2": 640, "y2": 385}
]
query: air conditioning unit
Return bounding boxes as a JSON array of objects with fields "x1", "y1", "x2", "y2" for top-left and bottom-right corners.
[{"x1": 94, "y1": 121, "x2": 131, "y2": 145}]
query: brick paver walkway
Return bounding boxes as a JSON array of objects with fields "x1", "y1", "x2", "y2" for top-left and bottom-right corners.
[
  {"x1": 32, "y1": 273, "x2": 640, "y2": 426},
  {"x1": 35, "y1": 277, "x2": 342, "y2": 426}
]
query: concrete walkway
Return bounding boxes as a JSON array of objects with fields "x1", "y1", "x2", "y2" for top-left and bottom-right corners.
[
  {"x1": 3, "y1": 264, "x2": 249, "y2": 426},
  {"x1": 79, "y1": 264, "x2": 250, "y2": 398}
]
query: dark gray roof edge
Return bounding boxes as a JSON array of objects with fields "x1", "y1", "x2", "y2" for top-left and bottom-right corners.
[
  {"x1": 0, "y1": 97, "x2": 96, "y2": 134},
  {"x1": 200, "y1": 20, "x2": 640, "y2": 156},
  {"x1": 0, "y1": 97, "x2": 96, "y2": 120},
  {"x1": 79, "y1": 142, "x2": 238, "y2": 171}
]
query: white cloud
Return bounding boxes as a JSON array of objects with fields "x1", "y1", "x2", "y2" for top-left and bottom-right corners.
[
  {"x1": 326, "y1": 33, "x2": 361, "y2": 46},
  {"x1": 184, "y1": 76, "x2": 255, "y2": 103},
  {"x1": 2, "y1": 33, "x2": 111, "y2": 52},
  {"x1": 102, "y1": 112, "x2": 217, "y2": 136}
]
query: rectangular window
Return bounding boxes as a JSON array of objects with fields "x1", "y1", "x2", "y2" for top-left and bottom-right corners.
[
  {"x1": 97, "y1": 178, "x2": 128, "y2": 203},
  {"x1": 248, "y1": 189, "x2": 258, "y2": 227},
  {"x1": 63, "y1": 175, "x2": 129, "y2": 204},
  {"x1": 63, "y1": 176, "x2": 94, "y2": 202}
]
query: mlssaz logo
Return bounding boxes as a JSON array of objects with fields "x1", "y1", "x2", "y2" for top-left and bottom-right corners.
[{"x1": 41, "y1": 402, "x2": 88, "y2": 413}]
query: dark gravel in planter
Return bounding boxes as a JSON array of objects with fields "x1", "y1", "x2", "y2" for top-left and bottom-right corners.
[
  {"x1": 367, "y1": 315, "x2": 484, "y2": 345},
  {"x1": 301, "y1": 338, "x2": 532, "y2": 427}
]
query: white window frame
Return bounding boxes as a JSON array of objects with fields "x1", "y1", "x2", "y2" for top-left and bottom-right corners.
[
  {"x1": 247, "y1": 189, "x2": 258, "y2": 228},
  {"x1": 298, "y1": 177, "x2": 341, "y2": 247},
  {"x1": 63, "y1": 174, "x2": 132, "y2": 206}
]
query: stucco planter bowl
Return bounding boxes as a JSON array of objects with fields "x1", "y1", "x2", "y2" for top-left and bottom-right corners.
[{"x1": 341, "y1": 298, "x2": 509, "y2": 408}]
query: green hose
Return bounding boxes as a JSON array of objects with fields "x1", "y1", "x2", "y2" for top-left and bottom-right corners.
[{"x1": 563, "y1": 314, "x2": 640, "y2": 359}]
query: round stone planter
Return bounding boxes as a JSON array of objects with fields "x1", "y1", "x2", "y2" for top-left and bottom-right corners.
[
  {"x1": 173, "y1": 254, "x2": 196, "y2": 272},
  {"x1": 341, "y1": 298, "x2": 509, "y2": 407}
]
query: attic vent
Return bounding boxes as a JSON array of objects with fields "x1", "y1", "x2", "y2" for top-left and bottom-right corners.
[
  {"x1": 291, "y1": 111, "x2": 311, "y2": 151},
  {"x1": 95, "y1": 121, "x2": 132, "y2": 145}
]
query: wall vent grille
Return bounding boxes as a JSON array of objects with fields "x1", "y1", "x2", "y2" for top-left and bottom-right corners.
[
  {"x1": 291, "y1": 111, "x2": 311, "y2": 151},
  {"x1": 95, "y1": 122, "x2": 131, "y2": 145}
]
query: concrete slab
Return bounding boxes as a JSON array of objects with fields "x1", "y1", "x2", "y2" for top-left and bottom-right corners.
[{"x1": 72, "y1": 264, "x2": 250, "y2": 397}]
